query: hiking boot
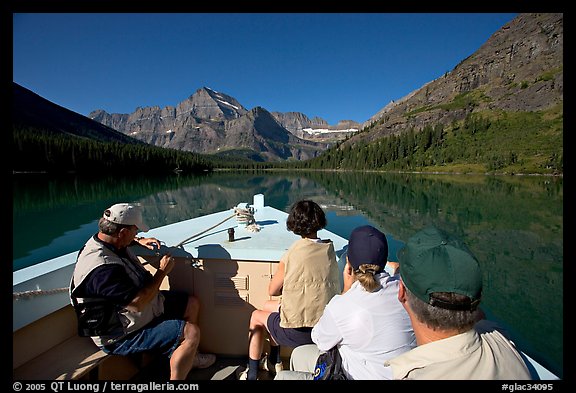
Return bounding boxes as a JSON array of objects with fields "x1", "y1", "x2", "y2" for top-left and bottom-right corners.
[
  {"x1": 192, "y1": 352, "x2": 216, "y2": 369},
  {"x1": 260, "y1": 354, "x2": 283, "y2": 374}
]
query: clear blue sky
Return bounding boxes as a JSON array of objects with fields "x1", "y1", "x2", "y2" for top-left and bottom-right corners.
[{"x1": 13, "y1": 13, "x2": 518, "y2": 125}]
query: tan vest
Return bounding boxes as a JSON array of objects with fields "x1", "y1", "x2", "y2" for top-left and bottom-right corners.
[
  {"x1": 70, "y1": 236, "x2": 165, "y2": 347},
  {"x1": 279, "y1": 238, "x2": 340, "y2": 328}
]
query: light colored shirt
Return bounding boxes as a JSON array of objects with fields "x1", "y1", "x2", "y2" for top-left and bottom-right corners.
[
  {"x1": 311, "y1": 272, "x2": 416, "y2": 380},
  {"x1": 384, "y1": 320, "x2": 532, "y2": 380}
]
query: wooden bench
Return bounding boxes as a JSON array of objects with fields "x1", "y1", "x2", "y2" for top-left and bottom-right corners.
[
  {"x1": 13, "y1": 304, "x2": 150, "y2": 380},
  {"x1": 13, "y1": 335, "x2": 110, "y2": 380}
]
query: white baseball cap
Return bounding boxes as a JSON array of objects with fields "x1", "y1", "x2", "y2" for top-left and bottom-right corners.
[{"x1": 103, "y1": 203, "x2": 150, "y2": 232}]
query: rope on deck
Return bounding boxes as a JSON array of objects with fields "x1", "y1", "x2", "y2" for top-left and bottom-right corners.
[
  {"x1": 175, "y1": 204, "x2": 260, "y2": 247},
  {"x1": 13, "y1": 287, "x2": 69, "y2": 300},
  {"x1": 175, "y1": 212, "x2": 236, "y2": 247},
  {"x1": 234, "y1": 206, "x2": 261, "y2": 232}
]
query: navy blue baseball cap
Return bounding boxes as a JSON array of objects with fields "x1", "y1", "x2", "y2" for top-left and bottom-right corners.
[{"x1": 347, "y1": 225, "x2": 389, "y2": 270}]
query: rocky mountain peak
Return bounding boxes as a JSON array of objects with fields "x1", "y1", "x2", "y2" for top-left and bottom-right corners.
[
  {"x1": 89, "y1": 88, "x2": 330, "y2": 161},
  {"x1": 175, "y1": 86, "x2": 247, "y2": 121}
]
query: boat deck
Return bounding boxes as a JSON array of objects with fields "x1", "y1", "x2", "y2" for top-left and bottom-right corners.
[
  {"x1": 133, "y1": 355, "x2": 280, "y2": 381},
  {"x1": 137, "y1": 202, "x2": 348, "y2": 262}
]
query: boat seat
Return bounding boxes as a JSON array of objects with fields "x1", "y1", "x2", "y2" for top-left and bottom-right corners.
[
  {"x1": 13, "y1": 335, "x2": 110, "y2": 380},
  {"x1": 13, "y1": 304, "x2": 155, "y2": 380}
]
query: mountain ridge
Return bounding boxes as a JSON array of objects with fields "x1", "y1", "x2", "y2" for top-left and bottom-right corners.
[
  {"x1": 89, "y1": 86, "x2": 348, "y2": 161},
  {"x1": 12, "y1": 82, "x2": 145, "y2": 145},
  {"x1": 12, "y1": 13, "x2": 562, "y2": 169},
  {"x1": 355, "y1": 13, "x2": 562, "y2": 145}
]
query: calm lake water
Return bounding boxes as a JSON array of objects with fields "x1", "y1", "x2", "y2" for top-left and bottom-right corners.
[{"x1": 12, "y1": 170, "x2": 563, "y2": 378}]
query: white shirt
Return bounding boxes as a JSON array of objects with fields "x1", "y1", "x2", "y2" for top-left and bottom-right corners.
[{"x1": 311, "y1": 272, "x2": 416, "y2": 380}]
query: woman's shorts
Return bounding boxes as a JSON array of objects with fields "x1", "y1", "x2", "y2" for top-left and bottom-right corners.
[
  {"x1": 267, "y1": 311, "x2": 313, "y2": 347},
  {"x1": 103, "y1": 290, "x2": 188, "y2": 358}
]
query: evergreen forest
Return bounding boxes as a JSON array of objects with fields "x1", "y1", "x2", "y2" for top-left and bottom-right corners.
[{"x1": 13, "y1": 105, "x2": 563, "y2": 176}]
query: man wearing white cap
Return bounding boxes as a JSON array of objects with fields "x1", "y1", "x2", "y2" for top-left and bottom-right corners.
[{"x1": 70, "y1": 203, "x2": 215, "y2": 380}]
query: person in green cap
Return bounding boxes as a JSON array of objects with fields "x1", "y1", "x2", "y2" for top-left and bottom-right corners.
[{"x1": 383, "y1": 225, "x2": 532, "y2": 379}]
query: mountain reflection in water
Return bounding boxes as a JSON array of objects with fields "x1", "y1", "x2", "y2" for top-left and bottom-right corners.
[{"x1": 13, "y1": 171, "x2": 563, "y2": 378}]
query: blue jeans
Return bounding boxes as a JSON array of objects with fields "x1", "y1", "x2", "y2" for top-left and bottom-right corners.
[{"x1": 103, "y1": 291, "x2": 187, "y2": 358}]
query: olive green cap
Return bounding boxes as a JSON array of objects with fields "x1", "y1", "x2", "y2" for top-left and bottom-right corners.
[{"x1": 398, "y1": 226, "x2": 482, "y2": 311}]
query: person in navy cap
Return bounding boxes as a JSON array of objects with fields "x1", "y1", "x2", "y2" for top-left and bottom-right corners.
[{"x1": 276, "y1": 225, "x2": 416, "y2": 380}]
